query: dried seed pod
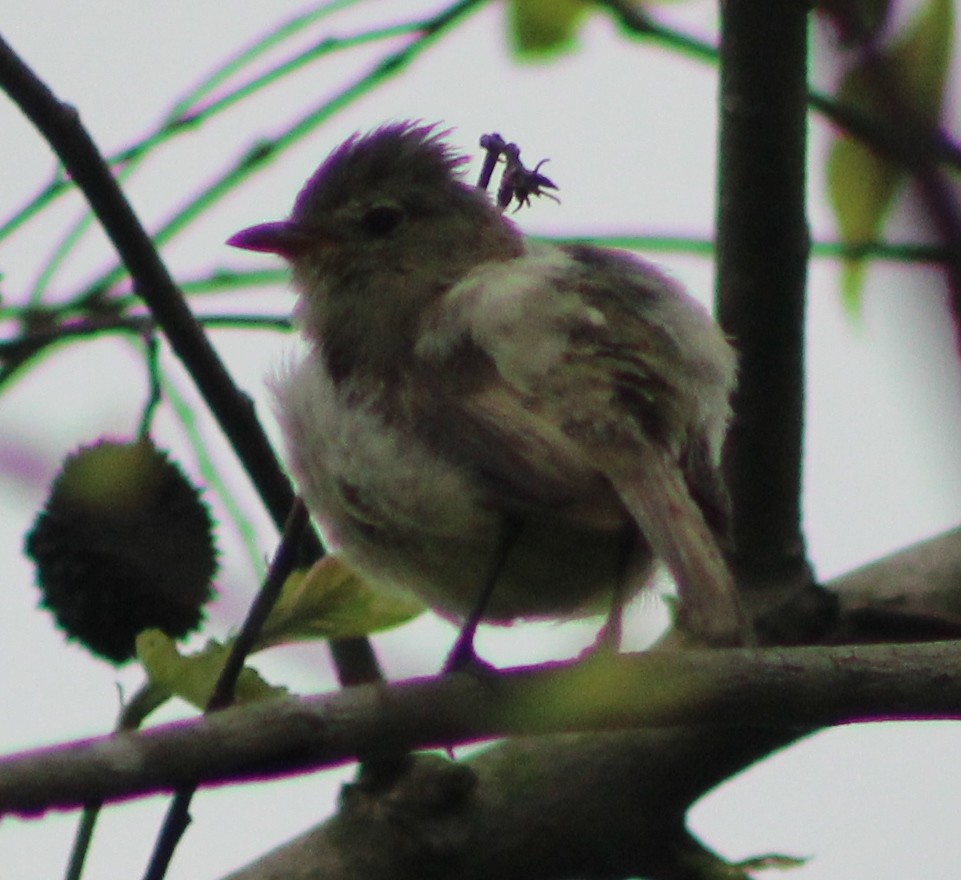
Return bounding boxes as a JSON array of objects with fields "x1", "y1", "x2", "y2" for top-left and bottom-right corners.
[{"x1": 25, "y1": 438, "x2": 218, "y2": 664}]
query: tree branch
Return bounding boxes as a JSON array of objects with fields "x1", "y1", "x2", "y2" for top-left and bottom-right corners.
[
  {"x1": 220, "y1": 730, "x2": 801, "y2": 880},
  {"x1": 714, "y1": 2, "x2": 818, "y2": 636},
  {"x1": 0, "y1": 30, "x2": 382, "y2": 687},
  {"x1": 829, "y1": 528, "x2": 961, "y2": 642},
  {"x1": 6, "y1": 637, "x2": 961, "y2": 818},
  {"x1": 0, "y1": 32, "x2": 292, "y2": 537},
  {"x1": 596, "y1": 0, "x2": 961, "y2": 176},
  {"x1": 3, "y1": 526, "x2": 961, "y2": 819}
]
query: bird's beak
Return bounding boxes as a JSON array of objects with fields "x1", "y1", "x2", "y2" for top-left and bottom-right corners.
[{"x1": 227, "y1": 220, "x2": 316, "y2": 259}]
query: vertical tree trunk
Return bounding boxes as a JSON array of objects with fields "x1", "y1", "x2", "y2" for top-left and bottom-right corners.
[{"x1": 715, "y1": 1, "x2": 817, "y2": 633}]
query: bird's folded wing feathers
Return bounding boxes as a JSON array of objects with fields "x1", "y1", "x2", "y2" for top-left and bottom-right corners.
[
  {"x1": 414, "y1": 243, "x2": 745, "y2": 643},
  {"x1": 611, "y1": 447, "x2": 745, "y2": 644},
  {"x1": 412, "y1": 363, "x2": 626, "y2": 524}
]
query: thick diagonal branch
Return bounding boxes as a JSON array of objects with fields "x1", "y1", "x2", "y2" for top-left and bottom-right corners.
[{"x1": 0, "y1": 31, "x2": 381, "y2": 687}]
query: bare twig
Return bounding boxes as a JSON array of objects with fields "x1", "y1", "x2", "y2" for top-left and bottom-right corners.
[
  {"x1": 0, "y1": 31, "x2": 383, "y2": 690},
  {"x1": 595, "y1": 0, "x2": 961, "y2": 174},
  {"x1": 142, "y1": 500, "x2": 309, "y2": 880}
]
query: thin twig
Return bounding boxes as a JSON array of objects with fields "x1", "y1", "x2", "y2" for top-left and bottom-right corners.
[
  {"x1": 64, "y1": 683, "x2": 171, "y2": 880},
  {"x1": 142, "y1": 499, "x2": 309, "y2": 880},
  {"x1": 596, "y1": 0, "x2": 961, "y2": 173},
  {"x1": 137, "y1": 331, "x2": 163, "y2": 437},
  {"x1": 0, "y1": 33, "x2": 295, "y2": 535},
  {"x1": 0, "y1": 312, "x2": 290, "y2": 364},
  {"x1": 56, "y1": 0, "x2": 489, "y2": 320},
  {"x1": 0, "y1": 31, "x2": 384, "y2": 691}
]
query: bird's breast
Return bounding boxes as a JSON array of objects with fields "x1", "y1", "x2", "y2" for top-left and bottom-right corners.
[
  {"x1": 271, "y1": 350, "x2": 495, "y2": 543},
  {"x1": 268, "y1": 349, "x2": 643, "y2": 622}
]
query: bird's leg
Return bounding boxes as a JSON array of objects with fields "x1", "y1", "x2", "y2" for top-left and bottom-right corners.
[
  {"x1": 588, "y1": 583, "x2": 625, "y2": 655},
  {"x1": 585, "y1": 528, "x2": 635, "y2": 655},
  {"x1": 442, "y1": 515, "x2": 523, "y2": 674}
]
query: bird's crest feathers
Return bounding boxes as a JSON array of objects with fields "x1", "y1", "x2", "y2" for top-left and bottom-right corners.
[{"x1": 292, "y1": 121, "x2": 468, "y2": 219}]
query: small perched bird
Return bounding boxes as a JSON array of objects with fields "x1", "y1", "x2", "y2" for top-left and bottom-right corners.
[{"x1": 229, "y1": 122, "x2": 745, "y2": 657}]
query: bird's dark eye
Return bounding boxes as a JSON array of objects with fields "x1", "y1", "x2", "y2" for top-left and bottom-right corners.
[{"x1": 360, "y1": 204, "x2": 404, "y2": 237}]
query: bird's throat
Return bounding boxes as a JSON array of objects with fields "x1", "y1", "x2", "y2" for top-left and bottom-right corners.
[{"x1": 318, "y1": 282, "x2": 430, "y2": 385}]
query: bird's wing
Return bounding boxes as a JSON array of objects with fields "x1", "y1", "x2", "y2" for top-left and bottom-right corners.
[
  {"x1": 411, "y1": 345, "x2": 625, "y2": 526},
  {"x1": 415, "y1": 242, "x2": 744, "y2": 643},
  {"x1": 611, "y1": 444, "x2": 744, "y2": 644}
]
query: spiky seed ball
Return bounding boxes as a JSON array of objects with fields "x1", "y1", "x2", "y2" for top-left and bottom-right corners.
[{"x1": 25, "y1": 438, "x2": 218, "y2": 664}]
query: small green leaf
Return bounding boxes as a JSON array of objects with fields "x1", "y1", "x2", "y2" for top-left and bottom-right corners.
[
  {"x1": 255, "y1": 555, "x2": 424, "y2": 649},
  {"x1": 889, "y1": 0, "x2": 953, "y2": 125},
  {"x1": 137, "y1": 629, "x2": 286, "y2": 711},
  {"x1": 508, "y1": 0, "x2": 590, "y2": 58},
  {"x1": 826, "y1": 0, "x2": 952, "y2": 310},
  {"x1": 827, "y1": 131, "x2": 902, "y2": 310}
]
